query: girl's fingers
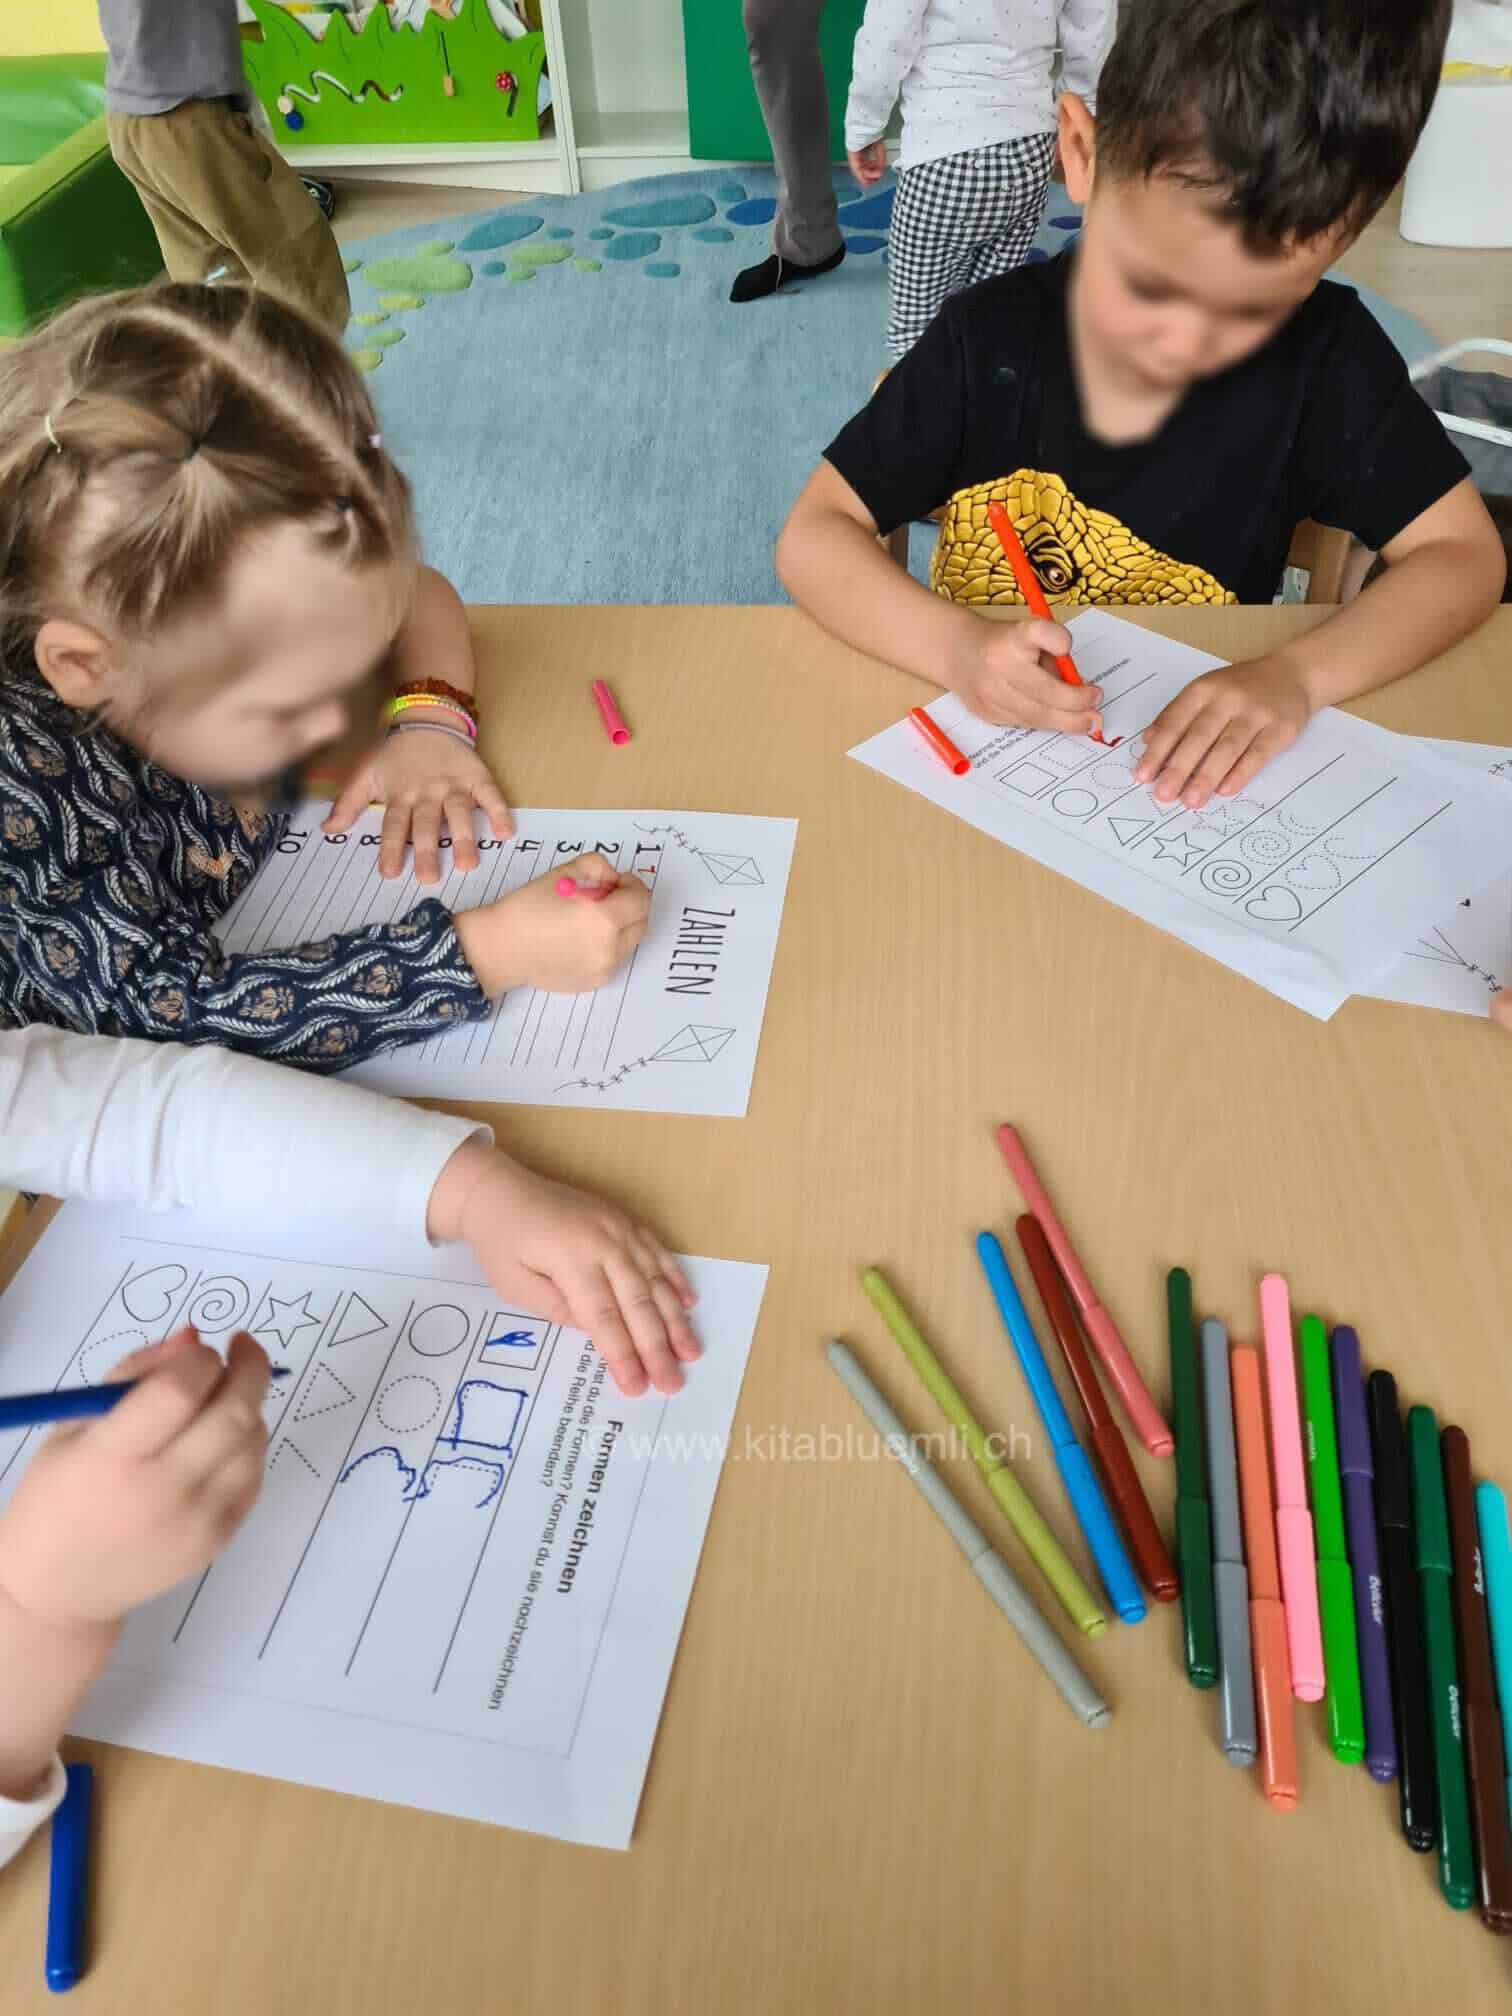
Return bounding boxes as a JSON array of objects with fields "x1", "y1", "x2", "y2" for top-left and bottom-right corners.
[
  {"x1": 559, "y1": 1265, "x2": 647, "y2": 1398},
  {"x1": 409, "y1": 801, "x2": 444, "y2": 886},
  {"x1": 323, "y1": 769, "x2": 371, "y2": 835},
  {"x1": 1217, "y1": 722, "x2": 1293, "y2": 800},
  {"x1": 97, "y1": 1331, "x2": 225, "y2": 1460},
  {"x1": 601, "y1": 1254, "x2": 683, "y2": 1396},
  {"x1": 477, "y1": 780, "x2": 515, "y2": 841},
  {"x1": 165, "y1": 1333, "x2": 271, "y2": 1489},
  {"x1": 444, "y1": 792, "x2": 480, "y2": 872},
  {"x1": 378, "y1": 801, "x2": 413, "y2": 880},
  {"x1": 104, "y1": 1326, "x2": 200, "y2": 1384}
]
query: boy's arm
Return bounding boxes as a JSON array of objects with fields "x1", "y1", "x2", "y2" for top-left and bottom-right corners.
[
  {"x1": 1057, "y1": 0, "x2": 1116, "y2": 105},
  {"x1": 1134, "y1": 479, "x2": 1505, "y2": 809},
  {"x1": 846, "y1": 0, "x2": 930, "y2": 148}
]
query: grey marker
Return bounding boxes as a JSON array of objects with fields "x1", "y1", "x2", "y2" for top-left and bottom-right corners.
[
  {"x1": 1201, "y1": 1317, "x2": 1258, "y2": 1766},
  {"x1": 824, "y1": 1339, "x2": 1111, "y2": 1729}
]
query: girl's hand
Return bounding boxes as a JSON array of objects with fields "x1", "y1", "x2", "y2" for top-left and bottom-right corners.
[
  {"x1": 453, "y1": 856, "x2": 649, "y2": 996},
  {"x1": 324, "y1": 726, "x2": 515, "y2": 885},
  {"x1": 0, "y1": 1329, "x2": 270, "y2": 1631},
  {"x1": 848, "y1": 140, "x2": 887, "y2": 188},
  {"x1": 430, "y1": 1144, "x2": 701, "y2": 1399}
]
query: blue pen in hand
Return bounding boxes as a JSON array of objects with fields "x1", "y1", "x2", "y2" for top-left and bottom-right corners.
[
  {"x1": 46, "y1": 1762, "x2": 92, "y2": 1993},
  {"x1": 0, "y1": 1367, "x2": 292, "y2": 1432},
  {"x1": 975, "y1": 1231, "x2": 1145, "y2": 1623}
]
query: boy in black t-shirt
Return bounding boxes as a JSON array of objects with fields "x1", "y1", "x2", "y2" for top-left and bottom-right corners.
[{"x1": 777, "y1": 0, "x2": 1506, "y2": 815}]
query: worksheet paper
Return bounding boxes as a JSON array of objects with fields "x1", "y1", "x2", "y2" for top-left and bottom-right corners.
[
  {"x1": 848, "y1": 611, "x2": 1512, "y2": 1019},
  {"x1": 214, "y1": 807, "x2": 798, "y2": 1115},
  {"x1": 0, "y1": 1203, "x2": 766, "y2": 1849},
  {"x1": 1365, "y1": 739, "x2": 1512, "y2": 1014}
]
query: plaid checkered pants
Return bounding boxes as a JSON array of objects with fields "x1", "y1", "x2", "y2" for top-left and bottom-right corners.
[{"x1": 886, "y1": 132, "x2": 1056, "y2": 358}]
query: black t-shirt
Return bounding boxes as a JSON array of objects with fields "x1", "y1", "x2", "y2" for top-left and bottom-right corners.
[{"x1": 825, "y1": 252, "x2": 1468, "y2": 606}]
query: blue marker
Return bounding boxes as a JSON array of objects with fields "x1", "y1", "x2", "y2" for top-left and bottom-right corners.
[
  {"x1": 46, "y1": 1762, "x2": 92, "y2": 1993},
  {"x1": 0, "y1": 1367, "x2": 291, "y2": 1432},
  {"x1": 1475, "y1": 1480, "x2": 1512, "y2": 1829},
  {"x1": 974, "y1": 1231, "x2": 1145, "y2": 1624}
]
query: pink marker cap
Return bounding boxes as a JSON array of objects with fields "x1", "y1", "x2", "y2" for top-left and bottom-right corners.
[{"x1": 591, "y1": 679, "x2": 630, "y2": 746}]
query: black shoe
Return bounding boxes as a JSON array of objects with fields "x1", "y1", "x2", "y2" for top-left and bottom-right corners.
[
  {"x1": 729, "y1": 243, "x2": 845, "y2": 303},
  {"x1": 301, "y1": 177, "x2": 336, "y2": 222}
]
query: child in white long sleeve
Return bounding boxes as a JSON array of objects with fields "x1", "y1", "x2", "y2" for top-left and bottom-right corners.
[{"x1": 846, "y1": 0, "x2": 1113, "y2": 357}]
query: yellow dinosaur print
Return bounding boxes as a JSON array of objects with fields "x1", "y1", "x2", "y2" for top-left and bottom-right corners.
[{"x1": 930, "y1": 471, "x2": 1237, "y2": 607}]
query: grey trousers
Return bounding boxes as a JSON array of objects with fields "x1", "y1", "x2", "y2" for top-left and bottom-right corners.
[{"x1": 742, "y1": 0, "x2": 842, "y2": 263}]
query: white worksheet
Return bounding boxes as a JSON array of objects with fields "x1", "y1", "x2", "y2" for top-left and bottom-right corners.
[
  {"x1": 214, "y1": 806, "x2": 798, "y2": 1114},
  {"x1": 0, "y1": 1202, "x2": 767, "y2": 1849},
  {"x1": 849, "y1": 611, "x2": 1512, "y2": 1019},
  {"x1": 1366, "y1": 739, "x2": 1512, "y2": 1014}
]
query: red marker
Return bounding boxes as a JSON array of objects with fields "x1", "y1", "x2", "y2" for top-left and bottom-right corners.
[
  {"x1": 985, "y1": 501, "x2": 1118, "y2": 747},
  {"x1": 591, "y1": 679, "x2": 630, "y2": 746},
  {"x1": 555, "y1": 873, "x2": 617, "y2": 902},
  {"x1": 908, "y1": 707, "x2": 970, "y2": 776}
]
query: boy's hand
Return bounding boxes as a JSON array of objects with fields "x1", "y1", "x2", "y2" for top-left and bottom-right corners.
[
  {"x1": 453, "y1": 856, "x2": 649, "y2": 997},
  {"x1": 947, "y1": 617, "x2": 1104, "y2": 735},
  {"x1": 324, "y1": 728, "x2": 515, "y2": 885},
  {"x1": 0, "y1": 1329, "x2": 270, "y2": 1631},
  {"x1": 847, "y1": 140, "x2": 887, "y2": 187},
  {"x1": 433, "y1": 1144, "x2": 701, "y2": 1399},
  {"x1": 1135, "y1": 655, "x2": 1313, "y2": 810}
]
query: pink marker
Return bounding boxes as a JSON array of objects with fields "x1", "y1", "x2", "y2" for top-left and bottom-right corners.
[
  {"x1": 591, "y1": 679, "x2": 630, "y2": 746},
  {"x1": 1259, "y1": 1272, "x2": 1326, "y2": 1701},
  {"x1": 555, "y1": 874, "x2": 616, "y2": 902},
  {"x1": 994, "y1": 1123, "x2": 1173, "y2": 1457}
]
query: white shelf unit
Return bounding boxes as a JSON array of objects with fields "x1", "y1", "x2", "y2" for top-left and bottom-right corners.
[{"x1": 270, "y1": 0, "x2": 709, "y2": 193}]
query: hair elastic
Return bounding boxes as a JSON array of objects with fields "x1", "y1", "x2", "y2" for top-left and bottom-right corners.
[
  {"x1": 368, "y1": 433, "x2": 382, "y2": 450},
  {"x1": 43, "y1": 412, "x2": 62, "y2": 454}
]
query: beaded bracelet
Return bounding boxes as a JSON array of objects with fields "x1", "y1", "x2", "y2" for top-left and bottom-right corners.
[
  {"x1": 383, "y1": 692, "x2": 477, "y2": 739},
  {"x1": 391, "y1": 676, "x2": 479, "y2": 716}
]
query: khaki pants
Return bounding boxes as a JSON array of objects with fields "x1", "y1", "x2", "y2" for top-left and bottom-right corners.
[{"x1": 106, "y1": 99, "x2": 350, "y2": 336}]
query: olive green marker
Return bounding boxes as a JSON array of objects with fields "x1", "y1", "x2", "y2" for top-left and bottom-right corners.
[{"x1": 1297, "y1": 1315, "x2": 1365, "y2": 1763}]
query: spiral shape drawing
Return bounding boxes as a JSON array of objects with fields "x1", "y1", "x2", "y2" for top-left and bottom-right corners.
[
  {"x1": 1200, "y1": 857, "x2": 1254, "y2": 895},
  {"x1": 186, "y1": 1275, "x2": 251, "y2": 1333},
  {"x1": 1238, "y1": 825, "x2": 1291, "y2": 864}
]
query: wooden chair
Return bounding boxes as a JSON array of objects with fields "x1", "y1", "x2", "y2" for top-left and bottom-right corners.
[{"x1": 871, "y1": 370, "x2": 1354, "y2": 602}]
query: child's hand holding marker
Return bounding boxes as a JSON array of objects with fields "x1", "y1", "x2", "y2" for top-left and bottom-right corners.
[
  {"x1": 453, "y1": 855, "x2": 648, "y2": 996},
  {"x1": 946, "y1": 616, "x2": 1106, "y2": 737},
  {"x1": 428, "y1": 1144, "x2": 701, "y2": 1399}
]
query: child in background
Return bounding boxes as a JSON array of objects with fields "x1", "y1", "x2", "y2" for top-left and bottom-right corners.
[
  {"x1": 0, "y1": 281, "x2": 648, "y2": 1072},
  {"x1": 98, "y1": 0, "x2": 350, "y2": 335},
  {"x1": 846, "y1": 0, "x2": 1112, "y2": 358},
  {"x1": 783, "y1": 0, "x2": 1505, "y2": 813}
]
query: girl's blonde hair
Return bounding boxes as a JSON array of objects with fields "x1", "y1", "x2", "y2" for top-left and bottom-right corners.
[{"x1": 0, "y1": 282, "x2": 413, "y2": 677}]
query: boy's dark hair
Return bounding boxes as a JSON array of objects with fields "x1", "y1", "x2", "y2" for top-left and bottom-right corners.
[{"x1": 1093, "y1": 0, "x2": 1452, "y2": 248}]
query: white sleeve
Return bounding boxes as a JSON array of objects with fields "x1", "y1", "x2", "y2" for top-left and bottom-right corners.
[
  {"x1": 845, "y1": 0, "x2": 930, "y2": 150},
  {"x1": 1058, "y1": 0, "x2": 1115, "y2": 107},
  {"x1": 0, "y1": 1755, "x2": 65, "y2": 1873},
  {"x1": 0, "y1": 1026, "x2": 489, "y2": 1241}
]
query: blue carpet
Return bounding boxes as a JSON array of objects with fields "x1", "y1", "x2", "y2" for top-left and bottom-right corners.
[{"x1": 342, "y1": 168, "x2": 1437, "y2": 605}]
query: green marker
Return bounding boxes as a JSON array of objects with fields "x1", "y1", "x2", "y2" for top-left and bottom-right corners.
[
  {"x1": 861, "y1": 1267, "x2": 1107, "y2": 1637},
  {"x1": 1297, "y1": 1316, "x2": 1365, "y2": 1763},
  {"x1": 1407, "y1": 1404, "x2": 1476, "y2": 1909},
  {"x1": 1168, "y1": 1268, "x2": 1217, "y2": 1688}
]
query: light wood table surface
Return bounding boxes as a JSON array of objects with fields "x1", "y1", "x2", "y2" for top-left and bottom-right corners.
[{"x1": 3, "y1": 606, "x2": 1511, "y2": 2015}]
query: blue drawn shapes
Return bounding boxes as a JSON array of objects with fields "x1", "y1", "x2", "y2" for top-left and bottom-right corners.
[
  {"x1": 602, "y1": 232, "x2": 661, "y2": 262},
  {"x1": 417, "y1": 1455, "x2": 506, "y2": 1509},
  {"x1": 716, "y1": 180, "x2": 747, "y2": 204},
  {"x1": 645, "y1": 262, "x2": 681, "y2": 280},
  {"x1": 603, "y1": 195, "x2": 715, "y2": 229},
  {"x1": 725, "y1": 197, "x2": 777, "y2": 227},
  {"x1": 481, "y1": 1317, "x2": 548, "y2": 1369},
  {"x1": 458, "y1": 212, "x2": 544, "y2": 252},
  {"x1": 843, "y1": 234, "x2": 886, "y2": 255},
  {"x1": 691, "y1": 226, "x2": 734, "y2": 243},
  {"x1": 441, "y1": 1379, "x2": 525, "y2": 1454},
  {"x1": 407, "y1": 1302, "x2": 471, "y2": 1356},
  {"x1": 341, "y1": 1444, "x2": 419, "y2": 1496},
  {"x1": 837, "y1": 188, "x2": 894, "y2": 230},
  {"x1": 588, "y1": 226, "x2": 614, "y2": 241}
]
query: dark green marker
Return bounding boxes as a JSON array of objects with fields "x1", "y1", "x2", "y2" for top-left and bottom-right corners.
[
  {"x1": 1169, "y1": 1267, "x2": 1217, "y2": 1688},
  {"x1": 1297, "y1": 1315, "x2": 1364, "y2": 1763},
  {"x1": 1407, "y1": 1403, "x2": 1475, "y2": 1908}
]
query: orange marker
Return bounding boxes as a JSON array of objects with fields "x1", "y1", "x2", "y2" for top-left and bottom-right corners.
[
  {"x1": 985, "y1": 501, "x2": 1118, "y2": 747},
  {"x1": 1232, "y1": 1345, "x2": 1299, "y2": 1810},
  {"x1": 908, "y1": 707, "x2": 970, "y2": 777}
]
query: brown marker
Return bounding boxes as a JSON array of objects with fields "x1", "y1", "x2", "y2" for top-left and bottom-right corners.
[
  {"x1": 1442, "y1": 1425, "x2": 1512, "y2": 1933},
  {"x1": 1014, "y1": 1214, "x2": 1178, "y2": 1601}
]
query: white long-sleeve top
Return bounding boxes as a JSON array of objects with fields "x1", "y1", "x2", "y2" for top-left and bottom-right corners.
[
  {"x1": 0, "y1": 1028, "x2": 488, "y2": 1869},
  {"x1": 845, "y1": 0, "x2": 1114, "y2": 173}
]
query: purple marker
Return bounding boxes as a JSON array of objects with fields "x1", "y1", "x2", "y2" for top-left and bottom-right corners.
[{"x1": 1331, "y1": 1325, "x2": 1398, "y2": 1782}]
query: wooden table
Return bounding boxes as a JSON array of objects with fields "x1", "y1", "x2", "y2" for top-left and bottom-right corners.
[{"x1": 3, "y1": 606, "x2": 1511, "y2": 2015}]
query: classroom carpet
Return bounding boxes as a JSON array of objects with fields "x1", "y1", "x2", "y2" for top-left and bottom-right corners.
[{"x1": 340, "y1": 166, "x2": 1438, "y2": 606}]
